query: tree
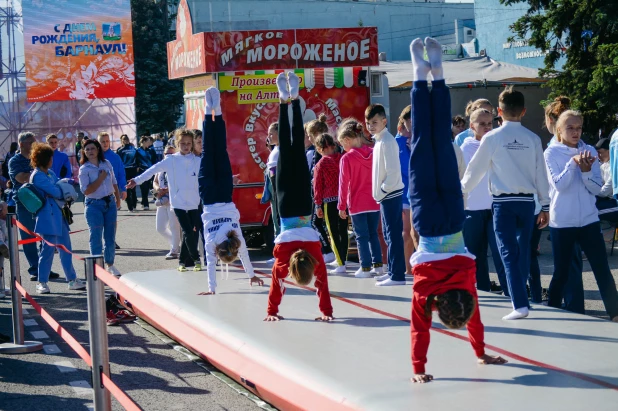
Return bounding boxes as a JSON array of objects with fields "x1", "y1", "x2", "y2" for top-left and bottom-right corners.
[
  {"x1": 131, "y1": 0, "x2": 183, "y2": 135},
  {"x1": 501, "y1": 0, "x2": 618, "y2": 136}
]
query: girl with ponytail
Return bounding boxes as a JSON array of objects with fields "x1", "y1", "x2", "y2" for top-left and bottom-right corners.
[{"x1": 198, "y1": 87, "x2": 264, "y2": 295}]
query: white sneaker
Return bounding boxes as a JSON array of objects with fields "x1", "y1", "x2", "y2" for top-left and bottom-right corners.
[
  {"x1": 375, "y1": 273, "x2": 390, "y2": 282},
  {"x1": 106, "y1": 265, "x2": 122, "y2": 277},
  {"x1": 165, "y1": 252, "x2": 179, "y2": 260},
  {"x1": 370, "y1": 266, "x2": 384, "y2": 276},
  {"x1": 68, "y1": 279, "x2": 86, "y2": 290},
  {"x1": 354, "y1": 267, "x2": 373, "y2": 278},
  {"x1": 375, "y1": 278, "x2": 406, "y2": 287},
  {"x1": 322, "y1": 253, "x2": 336, "y2": 264},
  {"x1": 502, "y1": 307, "x2": 529, "y2": 321},
  {"x1": 36, "y1": 282, "x2": 50, "y2": 294},
  {"x1": 330, "y1": 265, "x2": 347, "y2": 274}
]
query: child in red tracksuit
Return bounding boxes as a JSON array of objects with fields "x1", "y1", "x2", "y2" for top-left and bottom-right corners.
[
  {"x1": 265, "y1": 72, "x2": 333, "y2": 322},
  {"x1": 408, "y1": 37, "x2": 507, "y2": 383},
  {"x1": 313, "y1": 133, "x2": 348, "y2": 274}
]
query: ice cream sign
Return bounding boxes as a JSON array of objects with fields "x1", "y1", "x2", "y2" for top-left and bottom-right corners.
[{"x1": 219, "y1": 72, "x2": 305, "y2": 105}]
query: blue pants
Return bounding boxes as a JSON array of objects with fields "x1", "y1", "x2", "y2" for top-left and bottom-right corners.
[
  {"x1": 492, "y1": 200, "x2": 534, "y2": 310},
  {"x1": 380, "y1": 196, "x2": 406, "y2": 281},
  {"x1": 463, "y1": 210, "x2": 508, "y2": 294},
  {"x1": 199, "y1": 115, "x2": 233, "y2": 205},
  {"x1": 531, "y1": 218, "x2": 584, "y2": 308},
  {"x1": 549, "y1": 223, "x2": 618, "y2": 319},
  {"x1": 85, "y1": 197, "x2": 117, "y2": 266},
  {"x1": 37, "y1": 227, "x2": 77, "y2": 284},
  {"x1": 351, "y1": 212, "x2": 383, "y2": 269},
  {"x1": 408, "y1": 80, "x2": 464, "y2": 237},
  {"x1": 16, "y1": 204, "x2": 39, "y2": 276}
]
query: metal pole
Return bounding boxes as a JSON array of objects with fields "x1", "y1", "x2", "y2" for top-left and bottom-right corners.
[
  {"x1": 84, "y1": 255, "x2": 111, "y2": 411},
  {"x1": 0, "y1": 214, "x2": 43, "y2": 353}
]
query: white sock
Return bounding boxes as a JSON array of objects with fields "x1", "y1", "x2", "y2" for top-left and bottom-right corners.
[
  {"x1": 276, "y1": 72, "x2": 290, "y2": 101},
  {"x1": 288, "y1": 72, "x2": 300, "y2": 99},
  {"x1": 502, "y1": 307, "x2": 529, "y2": 321},
  {"x1": 410, "y1": 38, "x2": 430, "y2": 82},
  {"x1": 424, "y1": 37, "x2": 444, "y2": 81},
  {"x1": 204, "y1": 87, "x2": 222, "y2": 116}
]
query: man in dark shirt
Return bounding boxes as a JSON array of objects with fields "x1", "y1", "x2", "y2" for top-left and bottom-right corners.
[{"x1": 9, "y1": 132, "x2": 59, "y2": 280}]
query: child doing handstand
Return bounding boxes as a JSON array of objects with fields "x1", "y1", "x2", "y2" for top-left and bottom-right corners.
[
  {"x1": 408, "y1": 37, "x2": 507, "y2": 383},
  {"x1": 265, "y1": 72, "x2": 334, "y2": 322},
  {"x1": 199, "y1": 87, "x2": 264, "y2": 294}
]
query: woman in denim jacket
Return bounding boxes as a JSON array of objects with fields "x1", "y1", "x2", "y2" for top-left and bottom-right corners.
[{"x1": 31, "y1": 143, "x2": 86, "y2": 294}]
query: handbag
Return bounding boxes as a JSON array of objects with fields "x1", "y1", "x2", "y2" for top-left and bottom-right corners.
[{"x1": 17, "y1": 173, "x2": 46, "y2": 214}]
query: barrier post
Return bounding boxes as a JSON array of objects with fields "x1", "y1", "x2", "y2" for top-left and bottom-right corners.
[
  {"x1": 84, "y1": 255, "x2": 111, "y2": 411},
  {"x1": 0, "y1": 214, "x2": 43, "y2": 353}
]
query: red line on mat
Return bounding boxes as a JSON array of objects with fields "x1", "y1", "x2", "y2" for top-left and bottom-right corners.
[{"x1": 250, "y1": 267, "x2": 618, "y2": 391}]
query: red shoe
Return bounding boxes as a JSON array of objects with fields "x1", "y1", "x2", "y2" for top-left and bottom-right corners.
[
  {"x1": 114, "y1": 309, "x2": 137, "y2": 323},
  {"x1": 106, "y1": 310, "x2": 120, "y2": 326}
]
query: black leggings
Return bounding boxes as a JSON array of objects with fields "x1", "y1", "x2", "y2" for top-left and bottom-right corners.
[
  {"x1": 173, "y1": 208, "x2": 201, "y2": 264},
  {"x1": 199, "y1": 115, "x2": 233, "y2": 205},
  {"x1": 125, "y1": 167, "x2": 138, "y2": 210},
  {"x1": 312, "y1": 205, "x2": 333, "y2": 253},
  {"x1": 324, "y1": 202, "x2": 348, "y2": 265},
  {"x1": 276, "y1": 100, "x2": 312, "y2": 218}
]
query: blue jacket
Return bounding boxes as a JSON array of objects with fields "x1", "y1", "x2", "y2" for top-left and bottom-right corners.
[
  {"x1": 395, "y1": 134, "x2": 411, "y2": 206},
  {"x1": 454, "y1": 128, "x2": 475, "y2": 147},
  {"x1": 117, "y1": 144, "x2": 137, "y2": 168},
  {"x1": 32, "y1": 168, "x2": 66, "y2": 236},
  {"x1": 610, "y1": 129, "x2": 618, "y2": 199},
  {"x1": 51, "y1": 149, "x2": 73, "y2": 179},
  {"x1": 136, "y1": 147, "x2": 153, "y2": 171},
  {"x1": 103, "y1": 148, "x2": 127, "y2": 193}
]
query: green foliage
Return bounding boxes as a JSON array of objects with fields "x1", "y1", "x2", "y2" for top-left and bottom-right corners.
[
  {"x1": 131, "y1": 0, "x2": 184, "y2": 136},
  {"x1": 501, "y1": 0, "x2": 618, "y2": 136}
]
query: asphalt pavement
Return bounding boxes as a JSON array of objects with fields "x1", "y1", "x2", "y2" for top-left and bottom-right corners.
[{"x1": 1, "y1": 200, "x2": 617, "y2": 411}]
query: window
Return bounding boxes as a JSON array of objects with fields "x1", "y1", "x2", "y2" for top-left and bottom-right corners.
[{"x1": 371, "y1": 73, "x2": 382, "y2": 97}]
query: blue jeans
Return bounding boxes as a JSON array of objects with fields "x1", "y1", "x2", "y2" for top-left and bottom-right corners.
[
  {"x1": 549, "y1": 223, "x2": 618, "y2": 319},
  {"x1": 38, "y1": 227, "x2": 77, "y2": 283},
  {"x1": 409, "y1": 80, "x2": 464, "y2": 237},
  {"x1": 350, "y1": 212, "x2": 382, "y2": 268},
  {"x1": 16, "y1": 203, "x2": 39, "y2": 276},
  {"x1": 85, "y1": 197, "x2": 117, "y2": 265},
  {"x1": 380, "y1": 195, "x2": 406, "y2": 281},
  {"x1": 463, "y1": 210, "x2": 508, "y2": 294},
  {"x1": 492, "y1": 200, "x2": 535, "y2": 310}
]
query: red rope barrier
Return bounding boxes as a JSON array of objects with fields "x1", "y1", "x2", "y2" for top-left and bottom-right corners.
[{"x1": 14, "y1": 269, "x2": 142, "y2": 409}]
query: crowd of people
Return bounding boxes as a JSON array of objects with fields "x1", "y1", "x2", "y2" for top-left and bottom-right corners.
[{"x1": 1, "y1": 37, "x2": 617, "y2": 381}]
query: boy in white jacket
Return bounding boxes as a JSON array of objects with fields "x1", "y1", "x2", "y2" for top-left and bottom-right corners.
[
  {"x1": 199, "y1": 87, "x2": 264, "y2": 294},
  {"x1": 367, "y1": 104, "x2": 406, "y2": 286},
  {"x1": 461, "y1": 86, "x2": 550, "y2": 320}
]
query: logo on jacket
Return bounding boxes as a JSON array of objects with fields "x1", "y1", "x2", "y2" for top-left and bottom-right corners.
[{"x1": 504, "y1": 139, "x2": 530, "y2": 151}]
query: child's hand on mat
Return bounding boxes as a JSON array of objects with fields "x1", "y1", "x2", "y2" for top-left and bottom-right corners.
[
  {"x1": 411, "y1": 374, "x2": 434, "y2": 383},
  {"x1": 314, "y1": 316, "x2": 334, "y2": 322},
  {"x1": 477, "y1": 354, "x2": 508, "y2": 365},
  {"x1": 316, "y1": 207, "x2": 324, "y2": 218},
  {"x1": 233, "y1": 174, "x2": 242, "y2": 185},
  {"x1": 339, "y1": 210, "x2": 347, "y2": 219},
  {"x1": 264, "y1": 315, "x2": 284, "y2": 321},
  {"x1": 203, "y1": 291, "x2": 215, "y2": 295},
  {"x1": 250, "y1": 276, "x2": 264, "y2": 286}
]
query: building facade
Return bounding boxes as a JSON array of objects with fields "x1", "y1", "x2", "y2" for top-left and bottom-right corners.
[{"x1": 182, "y1": 0, "x2": 474, "y2": 61}]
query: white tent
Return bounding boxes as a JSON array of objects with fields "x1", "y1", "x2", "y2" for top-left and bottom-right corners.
[{"x1": 379, "y1": 56, "x2": 544, "y2": 88}]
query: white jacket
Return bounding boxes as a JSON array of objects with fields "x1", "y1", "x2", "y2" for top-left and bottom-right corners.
[
  {"x1": 600, "y1": 161, "x2": 613, "y2": 198},
  {"x1": 461, "y1": 138, "x2": 492, "y2": 211},
  {"x1": 133, "y1": 153, "x2": 200, "y2": 210},
  {"x1": 461, "y1": 121, "x2": 550, "y2": 210},
  {"x1": 202, "y1": 203, "x2": 255, "y2": 292},
  {"x1": 372, "y1": 128, "x2": 404, "y2": 202},
  {"x1": 544, "y1": 140, "x2": 603, "y2": 228}
]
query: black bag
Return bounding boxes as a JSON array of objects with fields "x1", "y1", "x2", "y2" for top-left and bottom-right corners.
[{"x1": 62, "y1": 204, "x2": 74, "y2": 225}]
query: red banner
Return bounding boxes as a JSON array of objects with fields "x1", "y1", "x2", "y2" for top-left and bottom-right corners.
[
  {"x1": 204, "y1": 27, "x2": 378, "y2": 73},
  {"x1": 167, "y1": 0, "x2": 206, "y2": 79}
]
